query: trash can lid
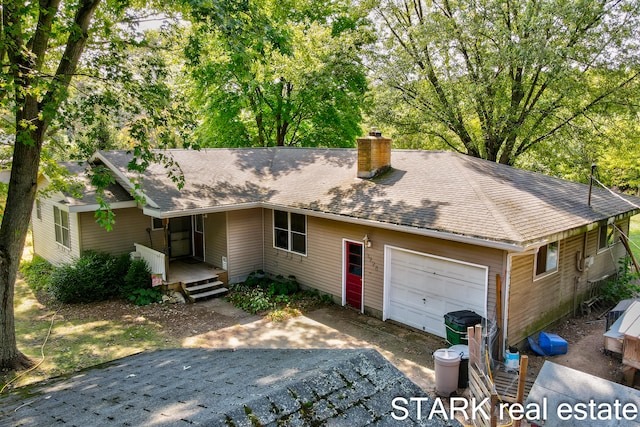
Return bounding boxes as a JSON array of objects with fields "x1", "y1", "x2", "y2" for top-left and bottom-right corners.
[
  {"x1": 448, "y1": 344, "x2": 469, "y2": 359},
  {"x1": 433, "y1": 348, "x2": 461, "y2": 363}
]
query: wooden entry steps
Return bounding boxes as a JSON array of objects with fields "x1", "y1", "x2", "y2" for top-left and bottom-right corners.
[{"x1": 182, "y1": 276, "x2": 228, "y2": 302}]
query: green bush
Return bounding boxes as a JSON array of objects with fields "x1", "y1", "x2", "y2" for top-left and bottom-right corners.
[
  {"x1": 226, "y1": 284, "x2": 275, "y2": 314},
  {"x1": 20, "y1": 256, "x2": 54, "y2": 292},
  {"x1": 49, "y1": 251, "x2": 130, "y2": 303},
  {"x1": 267, "y1": 275, "x2": 299, "y2": 296},
  {"x1": 600, "y1": 257, "x2": 640, "y2": 306},
  {"x1": 121, "y1": 259, "x2": 162, "y2": 306}
]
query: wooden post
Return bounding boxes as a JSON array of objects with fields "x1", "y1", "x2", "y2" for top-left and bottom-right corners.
[
  {"x1": 620, "y1": 234, "x2": 640, "y2": 274},
  {"x1": 514, "y1": 355, "x2": 529, "y2": 427},
  {"x1": 490, "y1": 394, "x2": 499, "y2": 427},
  {"x1": 468, "y1": 325, "x2": 478, "y2": 366},
  {"x1": 476, "y1": 324, "x2": 484, "y2": 370}
]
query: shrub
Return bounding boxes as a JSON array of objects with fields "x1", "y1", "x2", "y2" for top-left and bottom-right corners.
[
  {"x1": 49, "y1": 251, "x2": 128, "y2": 303},
  {"x1": 600, "y1": 257, "x2": 640, "y2": 306},
  {"x1": 121, "y1": 259, "x2": 162, "y2": 306},
  {"x1": 20, "y1": 256, "x2": 54, "y2": 292},
  {"x1": 267, "y1": 275, "x2": 299, "y2": 296}
]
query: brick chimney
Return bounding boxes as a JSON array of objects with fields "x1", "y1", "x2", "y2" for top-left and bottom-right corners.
[{"x1": 357, "y1": 130, "x2": 391, "y2": 179}]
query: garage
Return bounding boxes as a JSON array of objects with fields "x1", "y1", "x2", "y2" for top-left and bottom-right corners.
[{"x1": 383, "y1": 246, "x2": 488, "y2": 338}]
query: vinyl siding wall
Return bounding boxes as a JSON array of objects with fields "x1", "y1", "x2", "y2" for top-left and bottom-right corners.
[
  {"x1": 226, "y1": 208, "x2": 264, "y2": 283},
  {"x1": 204, "y1": 212, "x2": 227, "y2": 269},
  {"x1": 79, "y1": 207, "x2": 161, "y2": 255},
  {"x1": 507, "y1": 218, "x2": 629, "y2": 345},
  {"x1": 31, "y1": 196, "x2": 80, "y2": 265},
  {"x1": 262, "y1": 209, "x2": 504, "y2": 320}
]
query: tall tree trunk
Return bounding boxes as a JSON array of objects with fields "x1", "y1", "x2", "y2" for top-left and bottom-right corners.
[
  {"x1": 0, "y1": 0, "x2": 102, "y2": 371},
  {"x1": 0, "y1": 120, "x2": 43, "y2": 370}
]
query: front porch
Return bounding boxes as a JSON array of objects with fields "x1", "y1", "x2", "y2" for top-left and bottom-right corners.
[
  {"x1": 133, "y1": 243, "x2": 228, "y2": 302},
  {"x1": 170, "y1": 259, "x2": 229, "y2": 302}
]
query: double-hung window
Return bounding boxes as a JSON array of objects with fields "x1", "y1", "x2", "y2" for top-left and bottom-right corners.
[
  {"x1": 535, "y1": 241, "x2": 558, "y2": 277},
  {"x1": 274, "y1": 210, "x2": 306, "y2": 255},
  {"x1": 54, "y1": 206, "x2": 70, "y2": 249}
]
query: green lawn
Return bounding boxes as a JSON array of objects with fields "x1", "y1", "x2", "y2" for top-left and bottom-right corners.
[
  {"x1": 1, "y1": 278, "x2": 177, "y2": 390},
  {"x1": 630, "y1": 215, "x2": 640, "y2": 262}
]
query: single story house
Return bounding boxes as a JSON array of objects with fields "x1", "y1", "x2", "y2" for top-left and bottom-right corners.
[{"x1": 31, "y1": 133, "x2": 640, "y2": 349}]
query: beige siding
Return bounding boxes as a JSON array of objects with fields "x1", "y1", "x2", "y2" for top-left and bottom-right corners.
[
  {"x1": 507, "y1": 220, "x2": 628, "y2": 345},
  {"x1": 263, "y1": 209, "x2": 504, "y2": 320},
  {"x1": 79, "y1": 207, "x2": 161, "y2": 256},
  {"x1": 227, "y1": 208, "x2": 264, "y2": 283},
  {"x1": 204, "y1": 212, "x2": 227, "y2": 269},
  {"x1": 31, "y1": 196, "x2": 80, "y2": 265}
]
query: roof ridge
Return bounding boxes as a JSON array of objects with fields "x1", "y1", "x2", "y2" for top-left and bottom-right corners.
[{"x1": 452, "y1": 155, "x2": 525, "y2": 242}]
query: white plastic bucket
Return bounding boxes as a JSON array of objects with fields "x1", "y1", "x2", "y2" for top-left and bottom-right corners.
[
  {"x1": 433, "y1": 348, "x2": 461, "y2": 396},
  {"x1": 505, "y1": 348, "x2": 520, "y2": 372}
]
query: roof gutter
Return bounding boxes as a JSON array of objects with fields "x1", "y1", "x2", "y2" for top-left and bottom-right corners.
[
  {"x1": 267, "y1": 203, "x2": 528, "y2": 252},
  {"x1": 69, "y1": 200, "x2": 137, "y2": 213}
]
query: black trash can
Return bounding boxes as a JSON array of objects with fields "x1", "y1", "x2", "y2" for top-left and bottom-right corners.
[
  {"x1": 444, "y1": 310, "x2": 482, "y2": 345},
  {"x1": 448, "y1": 344, "x2": 469, "y2": 388}
]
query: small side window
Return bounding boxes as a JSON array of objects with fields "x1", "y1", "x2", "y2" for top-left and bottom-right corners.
[
  {"x1": 151, "y1": 217, "x2": 163, "y2": 230},
  {"x1": 535, "y1": 241, "x2": 559, "y2": 277},
  {"x1": 598, "y1": 224, "x2": 615, "y2": 251}
]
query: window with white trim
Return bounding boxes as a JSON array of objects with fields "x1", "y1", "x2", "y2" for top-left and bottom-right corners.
[
  {"x1": 36, "y1": 199, "x2": 42, "y2": 220},
  {"x1": 536, "y1": 241, "x2": 558, "y2": 276},
  {"x1": 54, "y1": 206, "x2": 70, "y2": 249},
  {"x1": 273, "y1": 210, "x2": 306, "y2": 255},
  {"x1": 151, "y1": 217, "x2": 163, "y2": 230},
  {"x1": 598, "y1": 224, "x2": 616, "y2": 251}
]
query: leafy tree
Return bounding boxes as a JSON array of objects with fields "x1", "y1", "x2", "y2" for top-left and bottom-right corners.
[
  {"x1": 0, "y1": 0, "x2": 187, "y2": 371},
  {"x1": 185, "y1": 0, "x2": 371, "y2": 147},
  {"x1": 369, "y1": 0, "x2": 640, "y2": 165}
]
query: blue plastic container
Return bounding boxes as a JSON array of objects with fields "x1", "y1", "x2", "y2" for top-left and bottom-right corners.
[{"x1": 539, "y1": 332, "x2": 568, "y2": 355}]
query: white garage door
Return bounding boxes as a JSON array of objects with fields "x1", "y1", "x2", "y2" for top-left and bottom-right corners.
[{"x1": 384, "y1": 246, "x2": 488, "y2": 338}]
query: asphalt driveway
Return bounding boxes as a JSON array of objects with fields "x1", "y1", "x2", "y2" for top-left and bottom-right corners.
[{"x1": 184, "y1": 299, "x2": 449, "y2": 393}]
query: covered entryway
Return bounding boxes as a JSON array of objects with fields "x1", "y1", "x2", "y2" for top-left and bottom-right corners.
[
  {"x1": 343, "y1": 241, "x2": 363, "y2": 310},
  {"x1": 383, "y1": 246, "x2": 488, "y2": 338}
]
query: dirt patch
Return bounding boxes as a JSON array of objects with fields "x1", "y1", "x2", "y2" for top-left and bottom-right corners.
[
  {"x1": 523, "y1": 313, "x2": 622, "y2": 385},
  {"x1": 34, "y1": 291, "x2": 625, "y2": 389}
]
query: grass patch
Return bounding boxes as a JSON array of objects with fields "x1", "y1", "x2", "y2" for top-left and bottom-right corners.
[
  {"x1": 1, "y1": 278, "x2": 177, "y2": 390},
  {"x1": 629, "y1": 215, "x2": 640, "y2": 261}
]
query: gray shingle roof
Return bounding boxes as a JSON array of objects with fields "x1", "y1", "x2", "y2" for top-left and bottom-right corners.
[
  {"x1": 0, "y1": 348, "x2": 460, "y2": 426},
  {"x1": 93, "y1": 148, "x2": 640, "y2": 247},
  {"x1": 57, "y1": 161, "x2": 134, "y2": 208}
]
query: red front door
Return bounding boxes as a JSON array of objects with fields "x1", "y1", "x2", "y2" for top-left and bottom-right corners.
[{"x1": 345, "y1": 242, "x2": 363, "y2": 310}]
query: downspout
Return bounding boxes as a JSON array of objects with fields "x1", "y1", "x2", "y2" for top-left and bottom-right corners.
[
  {"x1": 361, "y1": 241, "x2": 366, "y2": 314},
  {"x1": 262, "y1": 208, "x2": 266, "y2": 272}
]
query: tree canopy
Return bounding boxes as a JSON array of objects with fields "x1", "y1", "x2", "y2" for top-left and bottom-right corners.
[
  {"x1": 185, "y1": 0, "x2": 372, "y2": 147},
  {"x1": 368, "y1": 0, "x2": 640, "y2": 165}
]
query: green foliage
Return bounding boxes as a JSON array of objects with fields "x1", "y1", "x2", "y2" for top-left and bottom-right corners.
[
  {"x1": 226, "y1": 284, "x2": 276, "y2": 314},
  {"x1": 19, "y1": 256, "x2": 54, "y2": 292},
  {"x1": 128, "y1": 287, "x2": 163, "y2": 306},
  {"x1": 185, "y1": 0, "x2": 371, "y2": 148},
  {"x1": 370, "y1": 0, "x2": 640, "y2": 166},
  {"x1": 267, "y1": 275, "x2": 299, "y2": 296},
  {"x1": 121, "y1": 259, "x2": 162, "y2": 306},
  {"x1": 226, "y1": 271, "x2": 328, "y2": 316},
  {"x1": 599, "y1": 257, "x2": 640, "y2": 306},
  {"x1": 49, "y1": 251, "x2": 130, "y2": 304}
]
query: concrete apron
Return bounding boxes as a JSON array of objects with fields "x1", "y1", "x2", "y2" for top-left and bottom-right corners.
[{"x1": 183, "y1": 300, "x2": 447, "y2": 393}]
